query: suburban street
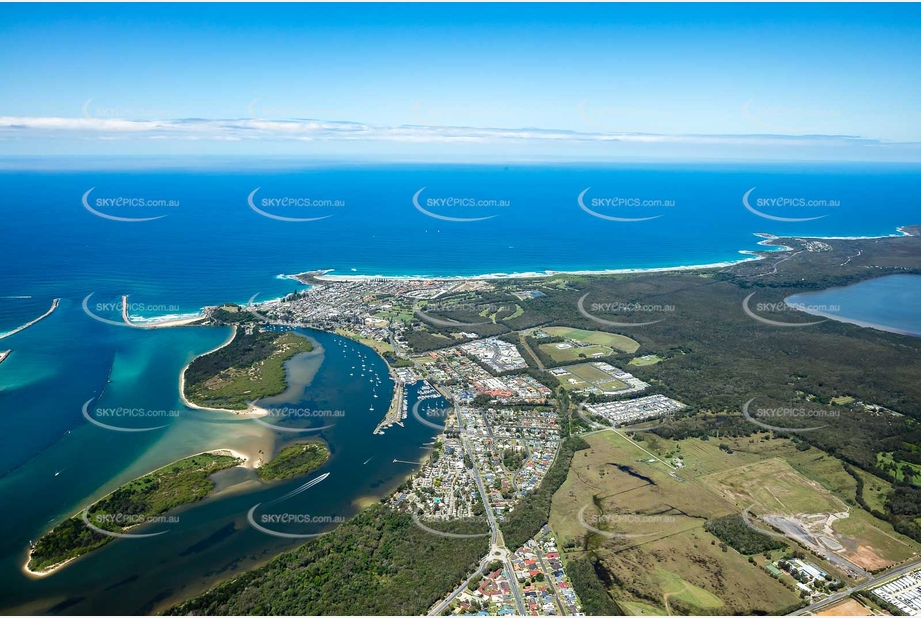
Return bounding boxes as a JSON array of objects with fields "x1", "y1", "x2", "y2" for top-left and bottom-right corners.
[{"x1": 429, "y1": 394, "x2": 527, "y2": 616}]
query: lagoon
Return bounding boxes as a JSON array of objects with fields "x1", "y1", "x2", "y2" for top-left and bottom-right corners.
[{"x1": 785, "y1": 274, "x2": 921, "y2": 338}]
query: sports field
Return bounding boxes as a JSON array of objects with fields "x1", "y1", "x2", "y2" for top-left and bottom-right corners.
[
  {"x1": 539, "y1": 341, "x2": 612, "y2": 363},
  {"x1": 542, "y1": 326, "x2": 640, "y2": 353},
  {"x1": 551, "y1": 362, "x2": 629, "y2": 392}
]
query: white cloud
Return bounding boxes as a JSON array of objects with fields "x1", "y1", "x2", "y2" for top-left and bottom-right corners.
[{"x1": 0, "y1": 114, "x2": 900, "y2": 151}]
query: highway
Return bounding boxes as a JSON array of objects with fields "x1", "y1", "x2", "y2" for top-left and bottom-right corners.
[{"x1": 790, "y1": 558, "x2": 921, "y2": 615}]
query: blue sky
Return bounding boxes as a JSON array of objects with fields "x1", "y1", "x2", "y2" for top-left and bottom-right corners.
[{"x1": 1, "y1": 3, "x2": 919, "y2": 161}]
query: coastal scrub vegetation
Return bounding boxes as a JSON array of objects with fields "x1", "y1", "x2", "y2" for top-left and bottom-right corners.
[
  {"x1": 165, "y1": 505, "x2": 488, "y2": 615},
  {"x1": 494, "y1": 234, "x2": 921, "y2": 545},
  {"x1": 29, "y1": 453, "x2": 241, "y2": 572},
  {"x1": 567, "y1": 555, "x2": 625, "y2": 616},
  {"x1": 257, "y1": 441, "x2": 330, "y2": 481},
  {"x1": 184, "y1": 329, "x2": 313, "y2": 410},
  {"x1": 704, "y1": 514, "x2": 787, "y2": 555}
]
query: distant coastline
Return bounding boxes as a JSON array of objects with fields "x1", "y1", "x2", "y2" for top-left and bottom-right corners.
[{"x1": 287, "y1": 227, "x2": 914, "y2": 284}]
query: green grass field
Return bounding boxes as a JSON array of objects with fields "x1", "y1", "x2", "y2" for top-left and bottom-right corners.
[
  {"x1": 853, "y1": 467, "x2": 893, "y2": 514},
  {"x1": 702, "y1": 457, "x2": 845, "y2": 516},
  {"x1": 552, "y1": 362, "x2": 629, "y2": 392},
  {"x1": 620, "y1": 601, "x2": 661, "y2": 616},
  {"x1": 832, "y1": 509, "x2": 919, "y2": 568},
  {"x1": 877, "y1": 452, "x2": 921, "y2": 483},
  {"x1": 701, "y1": 455, "x2": 919, "y2": 572},
  {"x1": 609, "y1": 433, "x2": 919, "y2": 577},
  {"x1": 539, "y1": 341, "x2": 612, "y2": 363},
  {"x1": 657, "y1": 568, "x2": 724, "y2": 611},
  {"x1": 542, "y1": 326, "x2": 640, "y2": 353},
  {"x1": 335, "y1": 328, "x2": 394, "y2": 355},
  {"x1": 549, "y1": 430, "x2": 801, "y2": 615}
]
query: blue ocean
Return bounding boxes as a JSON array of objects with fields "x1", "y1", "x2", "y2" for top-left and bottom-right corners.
[{"x1": 0, "y1": 161, "x2": 918, "y2": 614}]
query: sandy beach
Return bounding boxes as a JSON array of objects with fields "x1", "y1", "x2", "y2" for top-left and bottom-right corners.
[
  {"x1": 22, "y1": 555, "x2": 78, "y2": 579},
  {"x1": 291, "y1": 226, "x2": 915, "y2": 285},
  {"x1": 177, "y1": 326, "x2": 251, "y2": 415},
  {"x1": 21, "y1": 447, "x2": 254, "y2": 579},
  {"x1": 122, "y1": 294, "x2": 206, "y2": 329}
]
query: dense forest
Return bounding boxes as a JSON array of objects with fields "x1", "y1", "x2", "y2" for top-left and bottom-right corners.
[
  {"x1": 566, "y1": 555, "x2": 625, "y2": 616},
  {"x1": 165, "y1": 506, "x2": 487, "y2": 615},
  {"x1": 704, "y1": 514, "x2": 787, "y2": 555},
  {"x1": 490, "y1": 233, "x2": 921, "y2": 545}
]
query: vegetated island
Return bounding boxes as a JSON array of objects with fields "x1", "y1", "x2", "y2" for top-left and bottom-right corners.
[
  {"x1": 167, "y1": 229, "x2": 921, "y2": 616},
  {"x1": 26, "y1": 451, "x2": 244, "y2": 576},
  {"x1": 258, "y1": 441, "x2": 330, "y2": 481},
  {"x1": 182, "y1": 304, "x2": 313, "y2": 411}
]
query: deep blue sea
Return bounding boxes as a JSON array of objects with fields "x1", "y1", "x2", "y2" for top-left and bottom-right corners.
[{"x1": 0, "y1": 162, "x2": 918, "y2": 614}]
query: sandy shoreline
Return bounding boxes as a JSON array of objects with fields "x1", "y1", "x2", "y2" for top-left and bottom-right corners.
[
  {"x1": 296, "y1": 258, "x2": 760, "y2": 283},
  {"x1": 178, "y1": 326, "x2": 279, "y2": 418},
  {"x1": 290, "y1": 226, "x2": 914, "y2": 283},
  {"x1": 122, "y1": 294, "x2": 206, "y2": 329},
  {"x1": 21, "y1": 448, "x2": 254, "y2": 579},
  {"x1": 179, "y1": 325, "x2": 247, "y2": 415}
]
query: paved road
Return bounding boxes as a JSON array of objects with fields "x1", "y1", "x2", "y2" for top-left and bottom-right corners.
[
  {"x1": 518, "y1": 332, "x2": 545, "y2": 370},
  {"x1": 790, "y1": 559, "x2": 921, "y2": 615},
  {"x1": 535, "y1": 548, "x2": 567, "y2": 616},
  {"x1": 455, "y1": 399, "x2": 527, "y2": 616},
  {"x1": 504, "y1": 552, "x2": 528, "y2": 616},
  {"x1": 455, "y1": 401, "x2": 499, "y2": 547},
  {"x1": 428, "y1": 556, "x2": 488, "y2": 616}
]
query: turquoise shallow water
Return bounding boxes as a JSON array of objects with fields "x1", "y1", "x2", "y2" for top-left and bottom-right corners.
[
  {"x1": 0, "y1": 162, "x2": 918, "y2": 613},
  {"x1": 0, "y1": 326, "x2": 446, "y2": 614}
]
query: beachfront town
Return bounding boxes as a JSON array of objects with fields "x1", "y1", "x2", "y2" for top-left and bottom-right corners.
[{"x1": 243, "y1": 275, "x2": 701, "y2": 616}]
